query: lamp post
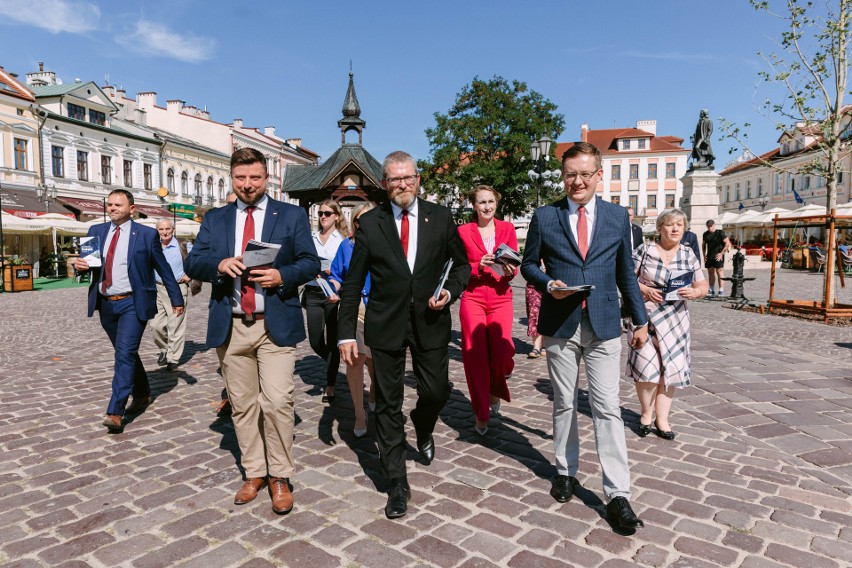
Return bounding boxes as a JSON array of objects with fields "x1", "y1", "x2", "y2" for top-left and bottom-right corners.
[
  {"x1": 529, "y1": 134, "x2": 555, "y2": 208},
  {"x1": 37, "y1": 183, "x2": 59, "y2": 277}
]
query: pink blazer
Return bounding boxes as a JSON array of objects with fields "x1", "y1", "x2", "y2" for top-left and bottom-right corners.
[{"x1": 458, "y1": 219, "x2": 519, "y2": 294}]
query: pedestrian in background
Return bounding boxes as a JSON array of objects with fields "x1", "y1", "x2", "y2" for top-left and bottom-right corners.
[
  {"x1": 304, "y1": 199, "x2": 348, "y2": 403},
  {"x1": 152, "y1": 218, "x2": 191, "y2": 371},
  {"x1": 457, "y1": 185, "x2": 517, "y2": 435},
  {"x1": 329, "y1": 201, "x2": 377, "y2": 438}
]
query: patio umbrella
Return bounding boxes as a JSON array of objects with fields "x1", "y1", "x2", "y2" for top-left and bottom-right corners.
[
  {"x1": 0, "y1": 212, "x2": 44, "y2": 235},
  {"x1": 717, "y1": 210, "x2": 741, "y2": 226}
]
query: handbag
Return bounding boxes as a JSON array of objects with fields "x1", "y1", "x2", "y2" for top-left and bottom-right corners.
[{"x1": 621, "y1": 245, "x2": 650, "y2": 318}]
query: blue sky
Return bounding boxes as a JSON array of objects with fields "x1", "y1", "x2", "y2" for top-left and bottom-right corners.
[{"x1": 0, "y1": 0, "x2": 800, "y2": 167}]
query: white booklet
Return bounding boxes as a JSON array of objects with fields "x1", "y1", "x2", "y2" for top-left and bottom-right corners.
[
  {"x1": 242, "y1": 239, "x2": 281, "y2": 268},
  {"x1": 433, "y1": 258, "x2": 454, "y2": 300},
  {"x1": 552, "y1": 284, "x2": 595, "y2": 293},
  {"x1": 493, "y1": 243, "x2": 522, "y2": 268},
  {"x1": 664, "y1": 270, "x2": 693, "y2": 301},
  {"x1": 77, "y1": 236, "x2": 102, "y2": 267},
  {"x1": 316, "y1": 277, "x2": 335, "y2": 298}
]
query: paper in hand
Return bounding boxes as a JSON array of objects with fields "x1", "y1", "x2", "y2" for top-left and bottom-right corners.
[
  {"x1": 242, "y1": 239, "x2": 281, "y2": 268},
  {"x1": 433, "y1": 259, "x2": 454, "y2": 300},
  {"x1": 77, "y1": 236, "x2": 102, "y2": 267}
]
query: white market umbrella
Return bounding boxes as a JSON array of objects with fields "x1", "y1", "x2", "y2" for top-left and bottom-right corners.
[
  {"x1": 717, "y1": 210, "x2": 742, "y2": 227},
  {"x1": 778, "y1": 203, "x2": 824, "y2": 220},
  {"x1": 0, "y1": 212, "x2": 44, "y2": 235}
]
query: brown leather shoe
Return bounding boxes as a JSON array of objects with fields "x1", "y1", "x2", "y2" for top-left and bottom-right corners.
[
  {"x1": 126, "y1": 395, "x2": 151, "y2": 414},
  {"x1": 102, "y1": 414, "x2": 122, "y2": 432},
  {"x1": 269, "y1": 477, "x2": 294, "y2": 514},
  {"x1": 234, "y1": 477, "x2": 267, "y2": 505}
]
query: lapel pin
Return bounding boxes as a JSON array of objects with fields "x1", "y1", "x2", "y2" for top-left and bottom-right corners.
[{"x1": 425, "y1": 217, "x2": 429, "y2": 223}]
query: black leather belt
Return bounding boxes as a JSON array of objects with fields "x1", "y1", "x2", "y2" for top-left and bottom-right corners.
[{"x1": 233, "y1": 313, "x2": 264, "y2": 322}]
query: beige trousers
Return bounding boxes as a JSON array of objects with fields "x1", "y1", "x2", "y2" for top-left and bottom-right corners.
[
  {"x1": 152, "y1": 282, "x2": 189, "y2": 364},
  {"x1": 217, "y1": 319, "x2": 296, "y2": 479}
]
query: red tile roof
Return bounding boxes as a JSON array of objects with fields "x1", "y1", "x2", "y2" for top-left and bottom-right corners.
[
  {"x1": 0, "y1": 66, "x2": 35, "y2": 102},
  {"x1": 555, "y1": 126, "x2": 687, "y2": 159},
  {"x1": 719, "y1": 148, "x2": 781, "y2": 175}
]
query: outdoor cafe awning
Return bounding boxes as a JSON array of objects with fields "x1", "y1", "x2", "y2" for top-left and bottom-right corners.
[
  {"x1": 2, "y1": 190, "x2": 75, "y2": 218},
  {"x1": 57, "y1": 197, "x2": 169, "y2": 219}
]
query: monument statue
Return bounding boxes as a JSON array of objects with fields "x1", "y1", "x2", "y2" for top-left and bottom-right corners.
[{"x1": 690, "y1": 109, "x2": 715, "y2": 170}]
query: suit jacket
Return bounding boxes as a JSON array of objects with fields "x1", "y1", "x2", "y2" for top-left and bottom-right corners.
[
  {"x1": 184, "y1": 198, "x2": 319, "y2": 348},
  {"x1": 84, "y1": 220, "x2": 184, "y2": 320},
  {"x1": 681, "y1": 231, "x2": 701, "y2": 263},
  {"x1": 457, "y1": 218, "x2": 517, "y2": 295},
  {"x1": 521, "y1": 196, "x2": 647, "y2": 340},
  {"x1": 338, "y1": 198, "x2": 471, "y2": 351},
  {"x1": 631, "y1": 223, "x2": 644, "y2": 251}
]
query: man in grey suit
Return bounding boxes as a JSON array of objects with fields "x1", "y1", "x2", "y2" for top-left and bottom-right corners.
[{"x1": 521, "y1": 142, "x2": 648, "y2": 530}]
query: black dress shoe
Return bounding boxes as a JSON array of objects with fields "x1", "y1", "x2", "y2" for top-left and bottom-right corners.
[
  {"x1": 384, "y1": 478, "x2": 411, "y2": 519},
  {"x1": 606, "y1": 496, "x2": 644, "y2": 529},
  {"x1": 637, "y1": 422, "x2": 653, "y2": 437},
  {"x1": 654, "y1": 419, "x2": 675, "y2": 440},
  {"x1": 550, "y1": 475, "x2": 577, "y2": 503},
  {"x1": 157, "y1": 352, "x2": 167, "y2": 365},
  {"x1": 416, "y1": 434, "x2": 435, "y2": 465}
]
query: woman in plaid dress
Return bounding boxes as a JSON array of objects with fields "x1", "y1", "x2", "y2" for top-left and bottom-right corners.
[{"x1": 626, "y1": 209, "x2": 708, "y2": 440}]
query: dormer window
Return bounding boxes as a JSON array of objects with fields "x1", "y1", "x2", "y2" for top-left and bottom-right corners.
[
  {"x1": 68, "y1": 103, "x2": 85, "y2": 121},
  {"x1": 622, "y1": 139, "x2": 631, "y2": 150},
  {"x1": 637, "y1": 139, "x2": 646, "y2": 149},
  {"x1": 90, "y1": 110, "x2": 106, "y2": 127}
]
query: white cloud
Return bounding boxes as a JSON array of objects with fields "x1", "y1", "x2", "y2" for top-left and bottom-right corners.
[
  {"x1": 623, "y1": 50, "x2": 723, "y2": 63},
  {"x1": 116, "y1": 19, "x2": 215, "y2": 63},
  {"x1": 0, "y1": 0, "x2": 100, "y2": 34}
]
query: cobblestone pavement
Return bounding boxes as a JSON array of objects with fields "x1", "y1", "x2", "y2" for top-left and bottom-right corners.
[{"x1": 0, "y1": 271, "x2": 850, "y2": 568}]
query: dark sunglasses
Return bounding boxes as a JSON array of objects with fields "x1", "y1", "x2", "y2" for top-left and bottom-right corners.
[{"x1": 318, "y1": 211, "x2": 335, "y2": 218}]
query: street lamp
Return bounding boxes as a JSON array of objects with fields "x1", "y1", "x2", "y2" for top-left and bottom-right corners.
[
  {"x1": 37, "y1": 183, "x2": 59, "y2": 277},
  {"x1": 529, "y1": 134, "x2": 557, "y2": 208}
]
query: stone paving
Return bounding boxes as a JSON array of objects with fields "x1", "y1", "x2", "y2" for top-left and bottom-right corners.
[{"x1": 0, "y1": 269, "x2": 850, "y2": 568}]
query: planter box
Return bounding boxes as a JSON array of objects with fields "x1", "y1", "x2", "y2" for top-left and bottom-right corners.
[{"x1": 3, "y1": 264, "x2": 34, "y2": 292}]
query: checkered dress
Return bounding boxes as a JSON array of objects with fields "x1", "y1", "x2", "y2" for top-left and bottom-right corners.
[{"x1": 626, "y1": 243, "x2": 705, "y2": 389}]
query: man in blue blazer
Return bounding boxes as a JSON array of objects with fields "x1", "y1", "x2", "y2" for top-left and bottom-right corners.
[
  {"x1": 521, "y1": 142, "x2": 648, "y2": 530},
  {"x1": 681, "y1": 229, "x2": 701, "y2": 264},
  {"x1": 185, "y1": 148, "x2": 319, "y2": 515},
  {"x1": 74, "y1": 189, "x2": 185, "y2": 432}
]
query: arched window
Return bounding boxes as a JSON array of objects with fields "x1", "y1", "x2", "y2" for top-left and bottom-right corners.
[
  {"x1": 180, "y1": 171, "x2": 188, "y2": 195},
  {"x1": 218, "y1": 179, "x2": 225, "y2": 200},
  {"x1": 167, "y1": 168, "x2": 175, "y2": 193},
  {"x1": 194, "y1": 173, "x2": 203, "y2": 204}
]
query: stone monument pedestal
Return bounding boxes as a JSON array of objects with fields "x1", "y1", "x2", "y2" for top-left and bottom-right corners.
[{"x1": 680, "y1": 168, "x2": 721, "y2": 254}]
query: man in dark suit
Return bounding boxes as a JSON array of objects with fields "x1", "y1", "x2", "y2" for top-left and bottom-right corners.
[
  {"x1": 627, "y1": 207, "x2": 644, "y2": 250},
  {"x1": 521, "y1": 142, "x2": 648, "y2": 530},
  {"x1": 74, "y1": 189, "x2": 185, "y2": 432},
  {"x1": 185, "y1": 148, "x2": 319, "y2": 514},
  {"x1": 681, "y1": 229, "x2": 701, "y2": 263},
  {"x1": 338, "y1": 150, "x2": 470, "y2": 519}
]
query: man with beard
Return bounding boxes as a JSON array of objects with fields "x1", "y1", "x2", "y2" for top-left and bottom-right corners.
[
  {"x1": 337, "y1": 151, "x2": 470, "y2": 519},
  {"x1": 185, "y1": 148, "x2": 319, "y2": 514}
]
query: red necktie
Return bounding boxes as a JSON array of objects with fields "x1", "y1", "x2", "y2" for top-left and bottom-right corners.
[
  {"x1": 240, "y1": 206, "x2": 256, "y2": 315},
  {"x1": 577, "y1": 205, "x2": 588, "y2": 259},
  {"x1": 577, "y1": 206, "x2": 588, "y2": 309},
  {"x1": 400, "y1": 210, "x2": 409, "y2": 256},
  {"x1": 101, "y1": 226, "x2": 120, "y2": 293}
]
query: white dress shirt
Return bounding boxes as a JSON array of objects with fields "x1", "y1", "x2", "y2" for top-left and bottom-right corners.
[
  {"x1": 566, "y1": 196, "x2": 596, "y2": 247},
  {"x1": 102, "y1": 218, "x2": 133, "y2": 295},
  {"x1": 390, "y1": 199, "x2": 419, "y2": 272},
  {"x1": 232, "y1": 195, "x2": 268, "y2": 314},
  {"x1": 308, "y1": 228, "x2": 344, "y2": 287}
]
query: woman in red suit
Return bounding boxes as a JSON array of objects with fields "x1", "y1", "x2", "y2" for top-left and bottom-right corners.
[{"x1": 458, "y1": 185, "x2": 518, "y2": 435}]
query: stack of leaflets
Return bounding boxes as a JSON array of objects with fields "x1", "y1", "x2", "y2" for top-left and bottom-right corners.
[
  {"x1": 664, "y1": 270, "x2": 693, "y2": 301},
  {"x1": 76, "y1": 236, "x2": 102, "y2": 267},
  {"x1": 433, "y1": 259, "x2": 454, "y2": 300},
  {"x1": 552, "y1": 284, "x2": 595, "y2": 293},
  {"x1": 316, "y1": 277, "x2": 336, "y2": 298},
  {"x1": 242, "y1": 240, "x2": 281, "y2": 268},
  {"x1": 493, "y1": 243, "x2": 522, "y2": 268}
]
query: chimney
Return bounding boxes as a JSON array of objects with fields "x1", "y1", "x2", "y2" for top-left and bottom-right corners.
[
  {"x1": 264, "y1": 126, "x2": 276, "y2": 137},
  {"x1": 286, "y1": 138, "x2": 302, "y2": 148},
  {"x1": 581, "y1": 124, "x2": 589, "y2": 142},
  {"x1": 39, "y1": 61, "x2": 44, "y2": 72},
  {"x1": 167, "y1": 99, "x2": 184, "y2": 112},
  {"x1": 117, "y1": 88, "x2": 126, "y2": 100},
  {"x1": 137, "y1": 92, "x2": 157, "y2": 108},
  {"x1": 232, "y1": 118, "x2": 243, "y2": 128},
  {"x1": 102, "y1": 85, "x2": 116, "y2": 98},
  {"x1": 134, "y1": 108, "x2": 147, "y2": 126},
  {"x1": 636, "y1": 120, "x2": 656, "y2": 135}
]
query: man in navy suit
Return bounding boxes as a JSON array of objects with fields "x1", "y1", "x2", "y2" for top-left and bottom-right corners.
[
  {"x1": 185, "y1": 148, "x2": 318, "y2": 515},
  {"x1": 521, "y1": 142, "x2": 648, "y2": 530},
  {"x1": 74, "y1": 189, "x2": 185, "y2": 432},
  {"x1": 681, "y1": 229, "x2": 701, "y2": 263},
  {"x1": 627, "y1": 207, "x2": 644, "y2": 250}
]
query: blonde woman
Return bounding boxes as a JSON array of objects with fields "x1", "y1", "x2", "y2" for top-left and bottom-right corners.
[
  {"x1": 329, "y1": 202, "x2": 376, "y2": 437},
  {"x1": 303, "y1": 199, "x2": 349, "y2": 403},
  {"x1": 627, "y1": 209, "x2": 708, "y2": 440}
]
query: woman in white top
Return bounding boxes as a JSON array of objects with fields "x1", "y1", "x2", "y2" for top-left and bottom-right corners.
[{"x1": 303, "y1": 199, "x2": 349, "y2": 403}]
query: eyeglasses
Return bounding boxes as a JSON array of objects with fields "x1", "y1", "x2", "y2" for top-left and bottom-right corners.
[
  {"x1": 318, "y1": 211, "x2": 335, "y2": 218},
  {"x1": 563, "y1": 171, "x2": 600, "y2": 182},
  {"x1": 385, "y1": 174, "x2": 419, "y2": 187}
]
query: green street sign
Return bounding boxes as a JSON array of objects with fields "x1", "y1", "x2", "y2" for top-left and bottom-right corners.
[{"x1": 168, "y1": 203, "x2": 196, "y2": 219}]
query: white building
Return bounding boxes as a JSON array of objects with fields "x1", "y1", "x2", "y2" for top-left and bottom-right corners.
[
  {"x1": 556, "y1": 120, "x2": 691, "y2": 230},
  {"x1": 26, "y1": 65, "x2": 166, "y2": 220}
]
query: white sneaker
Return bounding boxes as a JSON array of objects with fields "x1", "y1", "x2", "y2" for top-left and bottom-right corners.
[
  {"x1": 718, "y1": 290, "x2": 725, "y2": 297},
  {"x1": 708, "y1": 290, "x2": 716, "y2": 297}
]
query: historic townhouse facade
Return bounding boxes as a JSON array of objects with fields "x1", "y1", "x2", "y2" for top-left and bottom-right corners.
[
  {"x1": 26, "y1": 65, "x2": 166, "y2": 220},
  {"x1": 556, "y1": 120, "x2": 691, "y2": 230},
  {"x1": 718, "y1": 122, "x2": 852, "y2": 212},
  {"x1": 0, "y1": 66, "x2": 41, "y2": 198}
]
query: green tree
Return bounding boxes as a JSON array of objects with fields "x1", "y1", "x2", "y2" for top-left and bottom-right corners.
[
  {"x1": 419, "y1": 76, "x2": 564, "y2": 218},
  {"x1": 721, "y1": 0, "x2": 851, "y2": 301}
]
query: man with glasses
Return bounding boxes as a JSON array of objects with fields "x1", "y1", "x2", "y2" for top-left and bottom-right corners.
[
  {"x1": 521, "y1": 142, "x2": 648, "y2": 530},
  {"x1": 338, "y1": 151, "x2": 470, "y2": 519}
]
